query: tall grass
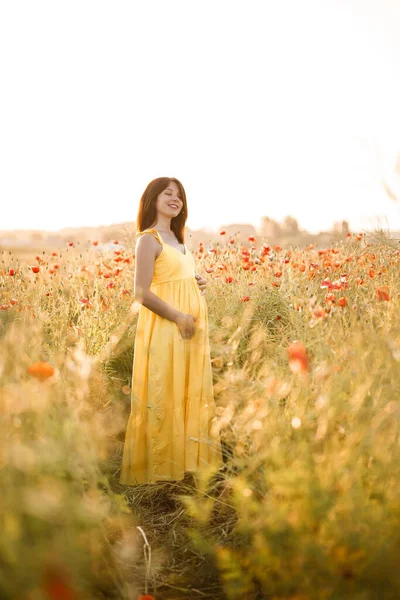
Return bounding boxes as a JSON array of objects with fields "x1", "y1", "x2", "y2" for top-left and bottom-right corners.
[{"x1": 0, "y1": 230, "x2": 399, "y2": 599}]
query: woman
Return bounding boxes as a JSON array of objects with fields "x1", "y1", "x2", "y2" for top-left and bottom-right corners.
[{"x1": 120, "y1": 177, "x2": 224, "y2": 485}]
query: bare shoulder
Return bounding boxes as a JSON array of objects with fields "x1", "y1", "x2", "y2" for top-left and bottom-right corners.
[{"x1": 135, "y1": 230, "x2": 162, "y2": 260}]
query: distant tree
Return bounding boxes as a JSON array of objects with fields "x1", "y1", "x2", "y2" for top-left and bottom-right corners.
[
  {"x1": 283, "y1": 216, "x2": 299, "y2": 234},
  {"x1": 332, "y1": 221, "x2": 349, "y2": 236},
  {"x1": 260, "y1": 217, "x2": 282, "y2": 238}
]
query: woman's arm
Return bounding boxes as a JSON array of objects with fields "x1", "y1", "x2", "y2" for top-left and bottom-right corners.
[{"x1": 134, "y1": 234, "x2": 183, "y2": 323}]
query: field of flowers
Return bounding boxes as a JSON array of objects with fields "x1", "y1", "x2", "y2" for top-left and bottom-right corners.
[{"x1": 0, "y1": 228, "x2": 399, "y2": 600}]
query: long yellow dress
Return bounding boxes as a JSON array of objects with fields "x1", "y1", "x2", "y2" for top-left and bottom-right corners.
[{"x1": 120, "y1": 228, "x2": 224, "y2": 484}]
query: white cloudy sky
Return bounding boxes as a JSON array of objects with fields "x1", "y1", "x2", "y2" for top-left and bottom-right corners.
[{"x1": 1, "y1": 0, "x2": 400, "y2": 235}]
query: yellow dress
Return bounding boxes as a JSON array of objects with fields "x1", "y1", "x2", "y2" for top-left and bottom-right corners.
[{"x1": 120, "y1": 228, "x2": 224, "y2": 484}]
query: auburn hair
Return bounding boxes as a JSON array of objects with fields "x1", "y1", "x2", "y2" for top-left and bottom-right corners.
[{"x1": 135, "y1": 177, "x2": 188, "y2": 244}]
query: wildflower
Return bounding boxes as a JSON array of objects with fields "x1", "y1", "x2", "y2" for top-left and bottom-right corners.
[
  {"x1": 41, "y1": 563, "x2": 77, "y2": 599},
  {"x1": 321, "y1": 276, "x2": 349, "y2": 291},
  {"x1": 338, "y1": 297, "x2": 347, "y2": 307},
  {"x1": 377, "y1": 286, "x2": 390, "y2": 301},
  {"x1": 30, "y1": 266, "x2": 40, "y2": 274},
  {"x1": 241, "y1": 295, "x2": 251, "y2": 302},
  {"x1": 78, "y1": 298, "x2": 93, "y2": 309},
  {"x1": 220, "y1": 230, "x2": 226, "y2": 235},
  {"x1": 92, "y1": 241, "x2": 99, "y2": 246},
  {"x1": 313, "y1": 306, "x2": 327, "y2": 319},
  {"x1": 28, "y1": 361, "x2": 55, "y2": 381},
  {"x1": 100, "y1": 296, "x2": 111, "y2": 311},
  {"x1": 325, "y1": 293, "x2": 336, "y2": 304},
  {"x1": 288, "y1": 341, "x2": 309, "y2": 373},
  {"x1": 225, "y1": 277, "x2": 233, "y2": 283},
  {"x1": 248, "y1": 236, "x2": 255, "y2": 242}
]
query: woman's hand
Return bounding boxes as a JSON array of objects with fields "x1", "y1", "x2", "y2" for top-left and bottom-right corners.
[
  {"x1": 195, "y1": 273, "x2": 207, "y2": 295},
  {"x1": 176, "y1": 313, "x2": 198, "y2": 340}
]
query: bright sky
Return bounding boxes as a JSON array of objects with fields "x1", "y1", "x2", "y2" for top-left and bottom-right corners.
[{"x1": 1, "y1": 0, "x2": 400, "y2": 235}]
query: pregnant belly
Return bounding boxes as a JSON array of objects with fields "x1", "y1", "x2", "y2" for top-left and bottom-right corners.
[
  {"x1": 187, "y1": 282, "x2": 207, "y2": 320},
  {"x1": 149, "y1": 278, "x2": 207, "y2": 321}
]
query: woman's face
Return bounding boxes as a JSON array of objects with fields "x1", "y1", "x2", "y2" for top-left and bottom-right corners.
[{"x1": 155, "y1": 180, "x2": 183, "y2": 219}]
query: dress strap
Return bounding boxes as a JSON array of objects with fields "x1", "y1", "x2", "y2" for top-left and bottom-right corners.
[{"x1": 136, "y1": 228, "x2": 163, "y2": 245}]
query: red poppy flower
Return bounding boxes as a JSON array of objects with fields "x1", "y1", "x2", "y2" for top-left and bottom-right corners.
[
  {"x1": 288, "y1": 341, "x2": 309, "y2": 374},
  {"x1": 41, "y1": 563, "x2": 77, "y2": 599},
  {"x1": 28, "y1": 361, "x2": 55, "y2": 381},
  {"x1": 376, "y1": 286, "x2": 390, "y2": 301},
  {"x1": 313, "y1": 306, "x2": 327, "y2": 319},
  {"x1": 325, "y1": 293, "x2": 336, "y2": 303}
]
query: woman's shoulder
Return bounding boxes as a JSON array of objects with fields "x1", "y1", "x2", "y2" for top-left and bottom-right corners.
[{"x1": 136, "y1": 228, "x2": 161, "y2": 241}]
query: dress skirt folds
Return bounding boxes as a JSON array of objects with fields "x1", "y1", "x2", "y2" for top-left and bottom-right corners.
[{"x1": 120, "y1": 228, "x2": 223, "y2": 484}]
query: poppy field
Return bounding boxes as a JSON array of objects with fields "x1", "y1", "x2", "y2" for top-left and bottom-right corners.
[{"x1": 1, "y1": 228, "x2": 399, "y2": 599}]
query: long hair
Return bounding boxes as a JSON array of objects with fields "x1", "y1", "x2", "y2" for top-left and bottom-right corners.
[{"x1": 136, "y1": 177, "x2": 188, "y2": 244}]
